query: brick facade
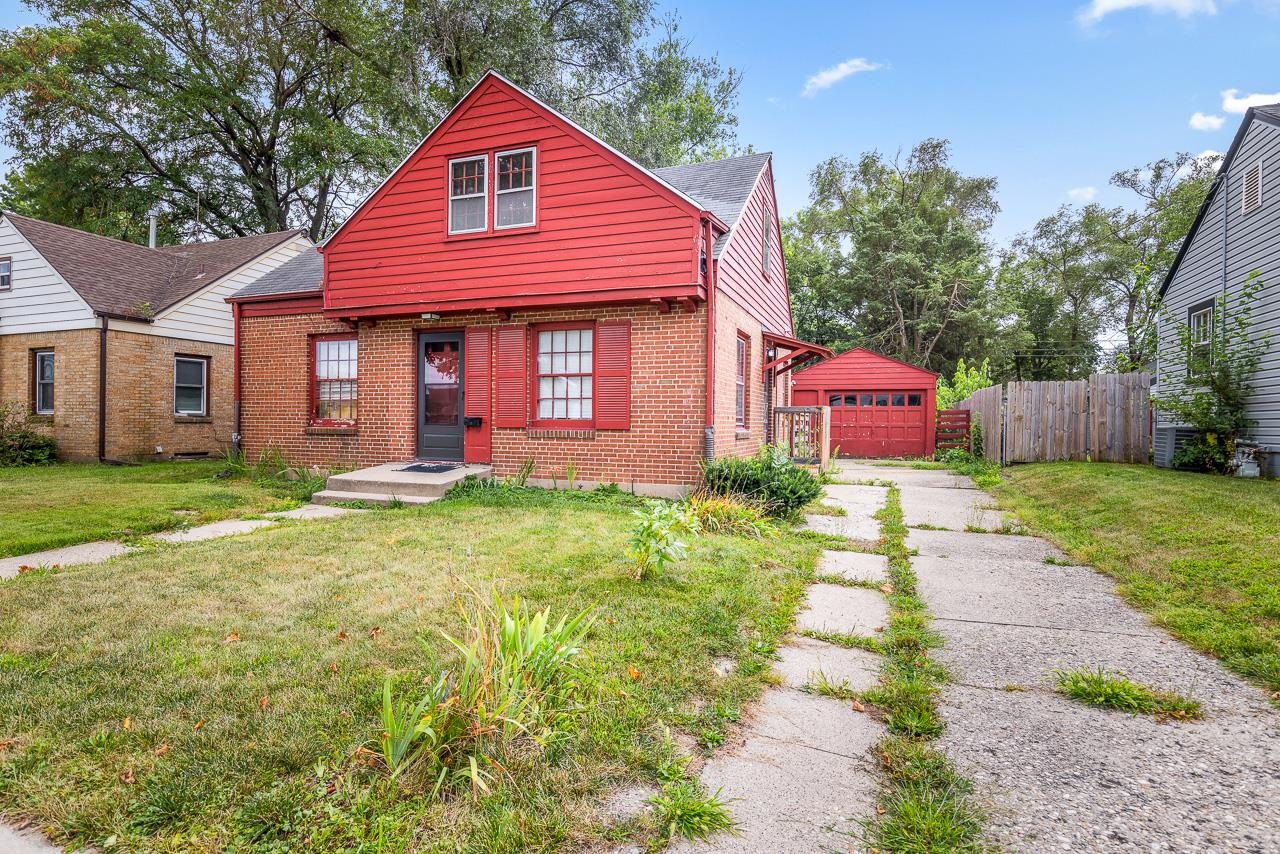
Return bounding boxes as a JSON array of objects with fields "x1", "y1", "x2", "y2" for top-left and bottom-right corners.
[
  {"x1": 0, "y1": 327, "x2": 232, "y2": 461},
  {"x1": 239, "y1": 303, "x2": 709, "y2": 490}
]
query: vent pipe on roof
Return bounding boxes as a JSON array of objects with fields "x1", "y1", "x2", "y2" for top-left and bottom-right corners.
[{"x1": 148, "y1": 212, "x2": 158, "y2": 249}]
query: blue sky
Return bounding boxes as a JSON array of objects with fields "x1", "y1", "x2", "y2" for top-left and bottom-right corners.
[{"x1": 2, "y1": 0, "x2": 1278, "y2": 245}]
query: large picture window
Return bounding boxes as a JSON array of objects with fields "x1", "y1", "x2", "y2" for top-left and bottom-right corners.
[
  {"x1": 174, "y1": 356, "x2": 209, "y2": 416},
  {"x1": 448, "y1": 156, "x2": 487, "y2": 234},
  {"x1": 536, "y1": 326, "x2": 593, "y2": 422},
  {"x1": 495, "y1": 148, "x2": 536, "y2": 229},
  {"x1": 313, "y1": 336, "x2": 358, "y2": 423},
  {"x1": 33, "y1": 350, "x2": 54, "y2": 414}
]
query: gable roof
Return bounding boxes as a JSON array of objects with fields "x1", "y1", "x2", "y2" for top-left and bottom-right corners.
[
  {"x1": 2, "y1": 211, "x2": 304, "y2": 320},
  {"x1": 793, "y1": 346, "x2": 940, "y2": 380},
  {"x1": 322, "y1": 70, "x2": 730, "y2": 251},
  {"x1": 654, "y1": 153, "x2": 772, "y2": 258},
  {"x1": 1160, "y1": 104, "x2": 1280, "y2": 298},
  {"x1": 230, "y1": 246, "x2": 323, "y2": 300}
]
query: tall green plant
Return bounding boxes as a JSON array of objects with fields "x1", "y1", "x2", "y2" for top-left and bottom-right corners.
[
  {"x1": 935, "y1": 358, "x2": 993, "y2": 410},
  {"x1": 1154, "y1": 271, "x2": 1271, "y2": 473},
  {"x1": 629, "y1": 501, "x2": 700, "y2": 579}
]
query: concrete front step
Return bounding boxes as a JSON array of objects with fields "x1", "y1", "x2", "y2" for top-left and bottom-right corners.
[
  {"x1": 324, "y1": 462, "x2": 492, "y2": 499},
  {"x1": 311, "y1": 490, "x2": 439, "y2": 508}
]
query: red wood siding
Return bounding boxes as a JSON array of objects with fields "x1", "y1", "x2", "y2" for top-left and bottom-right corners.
[
  {"x1": 714, "y1": 160, "x2": 792, "y2": 335},
  {"x1": 322, "y1": 75, "x2": 704, "y2": 315}
]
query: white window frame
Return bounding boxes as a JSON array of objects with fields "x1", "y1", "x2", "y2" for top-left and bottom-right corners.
[
  {"x1": 1188, "y1": 303, "x2": 1214, "y2": 378},
  {"x1": 494, "y1": 146, "x2": 537, "y2": 230},
  {"x1": 34, "y1": 350, "x2": 54, "y2": 415},
  {"x1": 448, "y1": 155, "x2": 488, "y2": 235},
  {"x1": 1242, "y1": 161, "x2": 1263, "y2": 215},
  {"x1": 174, "y1": 355, "x2": 209, "y2": 416},
  {"x1": 0, "y1": 256, "x2": 11, "y2": 290}
]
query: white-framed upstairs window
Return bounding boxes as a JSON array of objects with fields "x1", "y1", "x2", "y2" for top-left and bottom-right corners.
[
  {"x1": 495, "y1": 147, "x2": 536, "y2": 229},
  {"x1": 448, "y1": 155, "x2": 487, "y2": 234},
  {"x1": 174, "y1": 355, "x2": 209, "y2": 416},
  {"x1": 0, "y1": 256, "x2": 12, "y2": 290},
  {"x1": 1242, "y1": 161, "x2": 1263, "y2": 215},
  {"x1": 1188, "y1": 300, "x2": 1214, "y2": 378}
]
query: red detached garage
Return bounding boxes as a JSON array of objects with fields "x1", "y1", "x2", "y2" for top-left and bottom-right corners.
[{"x1": 791, "y1": 348, "x2": 938, "y2": 458}]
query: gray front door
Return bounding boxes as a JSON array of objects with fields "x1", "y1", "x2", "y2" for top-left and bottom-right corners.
[{"x1": 417, "y1": 332, "x2": 464, "y2": 460}]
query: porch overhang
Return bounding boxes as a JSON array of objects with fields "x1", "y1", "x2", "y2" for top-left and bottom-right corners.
[{"x1": 761, "y1": 332, "x2": 832, "y2": 378}]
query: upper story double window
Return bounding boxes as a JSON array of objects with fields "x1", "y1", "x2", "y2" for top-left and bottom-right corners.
[{"x1": 448, "y1": 147, "x2": 537, "y2": 235}]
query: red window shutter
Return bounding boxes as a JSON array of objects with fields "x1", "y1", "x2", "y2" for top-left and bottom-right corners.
[
  {"x1": 494, "y1": 324, "x2": 527, "y2": 428},
  {"x1": 464, "y1": 327, "x2": 491, "y2": 418},
  {"x1": 594, "y1": 320, "x2": 631, "y2": 430}
]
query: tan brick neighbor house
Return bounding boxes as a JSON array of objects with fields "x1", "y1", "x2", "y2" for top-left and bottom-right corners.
[{"x1": 0, "y1": 212, "x2": 312, "y2": 461}]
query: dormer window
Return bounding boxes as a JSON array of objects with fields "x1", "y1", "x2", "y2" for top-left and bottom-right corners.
[
  {"x1": 496, "y1": 148, "x2": 536, "y2": 228},
  {"x1": 0, "y1": 256, "x2": 11, "y2": 290},
  {"x1": 449, "y1": 156, "x2": 487, "y2": 234}
]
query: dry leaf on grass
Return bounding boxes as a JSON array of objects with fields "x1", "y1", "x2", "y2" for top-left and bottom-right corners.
[
  {"x1": 193, "y1": 720, "x2": 205, "y2": 732},
  {"x1": 121, "y1": 717, "x2": 132, "y2": 731},
  {"x1": 153, "y1": 745, "x2": 170, "y2": 757},
  {"x1": 258, "y1": 696, "x2": 270, "y2": 710},
  {"x1": 120, "y1": 766, "x2": 136, "y2": 784},
  {"x1": 223, "y1": 632, "x2": 241, "y2": 644},
  {"x1": 851, "y1": 700, "x2": 866, "y2": 713},
  {"x1": 368, "y1": 627, "x2": 382, "y2": 639},
  {"x1": 626, "y1": 665, "x2": 641, "y2": 680},
  {"x1": 335, "y1": 631, "x2": 349, "y2": 642}
]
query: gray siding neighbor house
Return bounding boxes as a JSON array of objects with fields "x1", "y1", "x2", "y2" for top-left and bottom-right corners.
[{"x1": 1155, "y1": 104, "x2": 1280, "y2": 475}]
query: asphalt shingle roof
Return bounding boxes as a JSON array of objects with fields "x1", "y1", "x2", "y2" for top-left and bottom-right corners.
[
  {"x1": 3, "y1": 212, "x2": 303, "y2": 320},
  {"x1": 231, "y1": 247, "x2": 323, "y2": 299},
  {"x1": 653, "y1": 152, "x2": 772, "y2": 257}
]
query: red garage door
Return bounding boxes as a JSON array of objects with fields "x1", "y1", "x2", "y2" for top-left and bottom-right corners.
[{"x1": 827, "y1": 390, "x2": 928, "y2": 457}]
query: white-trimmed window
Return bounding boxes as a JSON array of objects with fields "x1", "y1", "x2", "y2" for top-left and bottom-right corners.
[
  {"x1": 536, "y1": 326, "x2": 593, "y2": 422},
  {"x1": 312, "y1": 336, "x2": 358, "y2": 423},
  {"x1": 174, "y1": 355, "x2": 209, "y2": 416},
  {"x1": 0, "y1": 256, "x2": 11, "y2": 290},
  {"x1": 448, "y1": 156, "x2": 487, "y2": 234},
  {"x1": 33, "y1": 350, "x2": 54, "y2": 414},
  {"x1": 735, "y1": 333, "x2": 749, "y2": 427},
  {"x1": 495, "y1": 147, "x2": 536, "y2": 229},
  {"x1": 1242, "y1": 161, "x2": 1263, "y2": 215},
  {"x1": 1188, "y1": 300, "x2": 1214, "y2": 377}
]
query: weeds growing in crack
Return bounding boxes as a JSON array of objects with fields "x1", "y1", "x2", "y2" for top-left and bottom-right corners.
[
  {"x1": 1054, "y1": 667, "x2": 1203, "y2": 721},
  {"x1": 862, "y1": 483, "x2": 987, "y2": 851}
]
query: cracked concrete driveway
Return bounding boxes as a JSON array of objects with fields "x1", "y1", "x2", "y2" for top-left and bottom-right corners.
[{"x1": 841, "y1": 461, "x2": 1280, "y2": 853}]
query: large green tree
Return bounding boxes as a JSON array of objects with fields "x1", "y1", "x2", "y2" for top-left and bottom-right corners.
[
  {"x1": 0, "y1": 0, "x2": 740, "y2": 242},
  {"x1": 784, "y1": 139, "x2": 1000, "y2": 375}
]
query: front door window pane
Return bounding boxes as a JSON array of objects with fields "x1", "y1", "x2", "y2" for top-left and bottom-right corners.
[{"x1": 423, "y1": 341, "x2": 460, "y2": 425}]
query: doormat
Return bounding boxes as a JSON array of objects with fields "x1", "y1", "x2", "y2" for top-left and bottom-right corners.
[{"x1": 399, "y1": 463, "x2": 462, "y2": 474}]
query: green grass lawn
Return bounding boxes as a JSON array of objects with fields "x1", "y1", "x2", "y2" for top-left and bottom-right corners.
[
  {"x1": 0, "y1": 488, "x2": 818, "y2": 851},
  {"x1": 0, "y1": 462, "x2": 296, "y2": 558},
  {"x1": 994, "y1": 463, "x2": 1280, "y2": 695}
]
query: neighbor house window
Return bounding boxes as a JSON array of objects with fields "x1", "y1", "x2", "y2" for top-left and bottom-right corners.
[
  {"x1": 174, "y1": 356, "x2": 209, "y2": 416},
  {"x1": 33, "y1": 350, "x2": 54, "y2": 414},
  {"x1": 495, "y1": 148, "x2": 536, "y2": 229},
  {"x1": 312, "y1": 336, "x2": 358, "y2": 423},
  {"x1": 0, "y1": 256, "x2": 11, "y2": 290},
  {"x1": 735, "y1": 333, "x2": 749, "y2": 427},
  {"x1": 448, "y1": 156, "x2": 487, "y2": 234},
  {"x1": 1188, "y1": 300, "x2": 1214, "y2": 377},
  {"x1": 536, "y1": 326, "x2": 593, "y2": 422}
]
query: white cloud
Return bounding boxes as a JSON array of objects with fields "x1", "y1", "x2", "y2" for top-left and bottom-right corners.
[
  {"x1": 1221, "y1": 88, "x2": 1280, "y2": 113},
  {"x1": 1067, "y1": 186, "x2": 1098, "y2": 202},
  {"x1": 801, "y1": 58, "x2": 881, "y2": 98},
  {"x1": 1077, "y1": 0, "x2": 1216, "y2": 25},
  {"x1": 1188, "y1": 111, "x2": 1225, "y2": 131}
]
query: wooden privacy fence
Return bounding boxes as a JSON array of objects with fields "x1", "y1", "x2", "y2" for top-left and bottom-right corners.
[
  {"x1": 954, "y1": 373, "x2": 1151, "y2": 464},
  {"x1": 935, "y1": 409, "x2": 971, "y2": 451}
]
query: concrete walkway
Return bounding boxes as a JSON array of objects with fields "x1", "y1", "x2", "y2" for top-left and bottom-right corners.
[
  {"x1": 674, "y1": 483, "x2": 891, "y2": 853},
  {"x1": 0, "y1": 503, "x2": 360, "y2": 581},
  {"x1": 840, "y1": 461, "x2": 1280, "y2": 852}
]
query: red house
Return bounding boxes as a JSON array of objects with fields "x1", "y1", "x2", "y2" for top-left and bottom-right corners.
[
  {"x1": 791, "y1": 348, "x2": 938, "y2": 459},
  {"x1": 229, "y1": 71, "x2": 827, "y2": 497}
]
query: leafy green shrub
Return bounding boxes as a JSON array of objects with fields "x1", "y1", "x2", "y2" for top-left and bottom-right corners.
[
  {"x1": 699, "y1": 445, "x2": 822, "y2": 517},
  {"x1": 0, "y1": 402, "x2": 59, "y2": 466},
  {"x1": 683, "y1": 489, "x2": 777, "y2": 539},
  {"x1": 936, "y1": 357, "x2": 993, "y2": 410},
  {"x1": 629, "y1": 501, "x2": 700, "y2": 579},
  {"x1": 377, "y1": 591, "x2": 594, "y2": 794}
]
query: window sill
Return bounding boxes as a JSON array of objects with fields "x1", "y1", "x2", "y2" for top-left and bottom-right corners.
[
  {"x1": 445, "y1": 225, "x2": 539, "y2": 242},
  {"x1": 173, "y1": 415, "x2": 212, "y2": 424},
  {"x1": 306, "y1": 425, "x2": 358, "y2": 436},
  {"x1": 735, "y1": 428, "x2": 752, "y2": 440},
  {"x1": 28, "y1": 414, "x2": 53, "y2": 424},
  {"x1": 527, "y1": 427, "x2": 597, "y2": 440}
]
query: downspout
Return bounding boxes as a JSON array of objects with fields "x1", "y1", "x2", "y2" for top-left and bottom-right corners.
[
  {"x1": 97, "y1": 314, "x2": 108, "y2": 461},
  {"x1": 232, "y1": 301, "x2": 243, "y2": 455},
  {"x1": 703, "y1": 218, "x2": 717, "y2": 460}
]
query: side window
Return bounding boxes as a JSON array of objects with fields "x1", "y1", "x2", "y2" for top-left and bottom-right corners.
[
  {"x1": 174, "y1": 356, "x2": 209, "y2": 416},
  {"x1": 0, "y1": 256, "x2": 11, "y2": 290},
  {"x1": 33, "y1": 350, "x2": 54, "y2": 414},
  {"x1": 448, "y1": 156, "x2": 487, "y2": 234},
  {"x1": 735, "y1": 333, "x2": 750, "y2": 427},
  {"x1": 1188, "y1": 300, "x2": 1214, "y2": 377}
]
